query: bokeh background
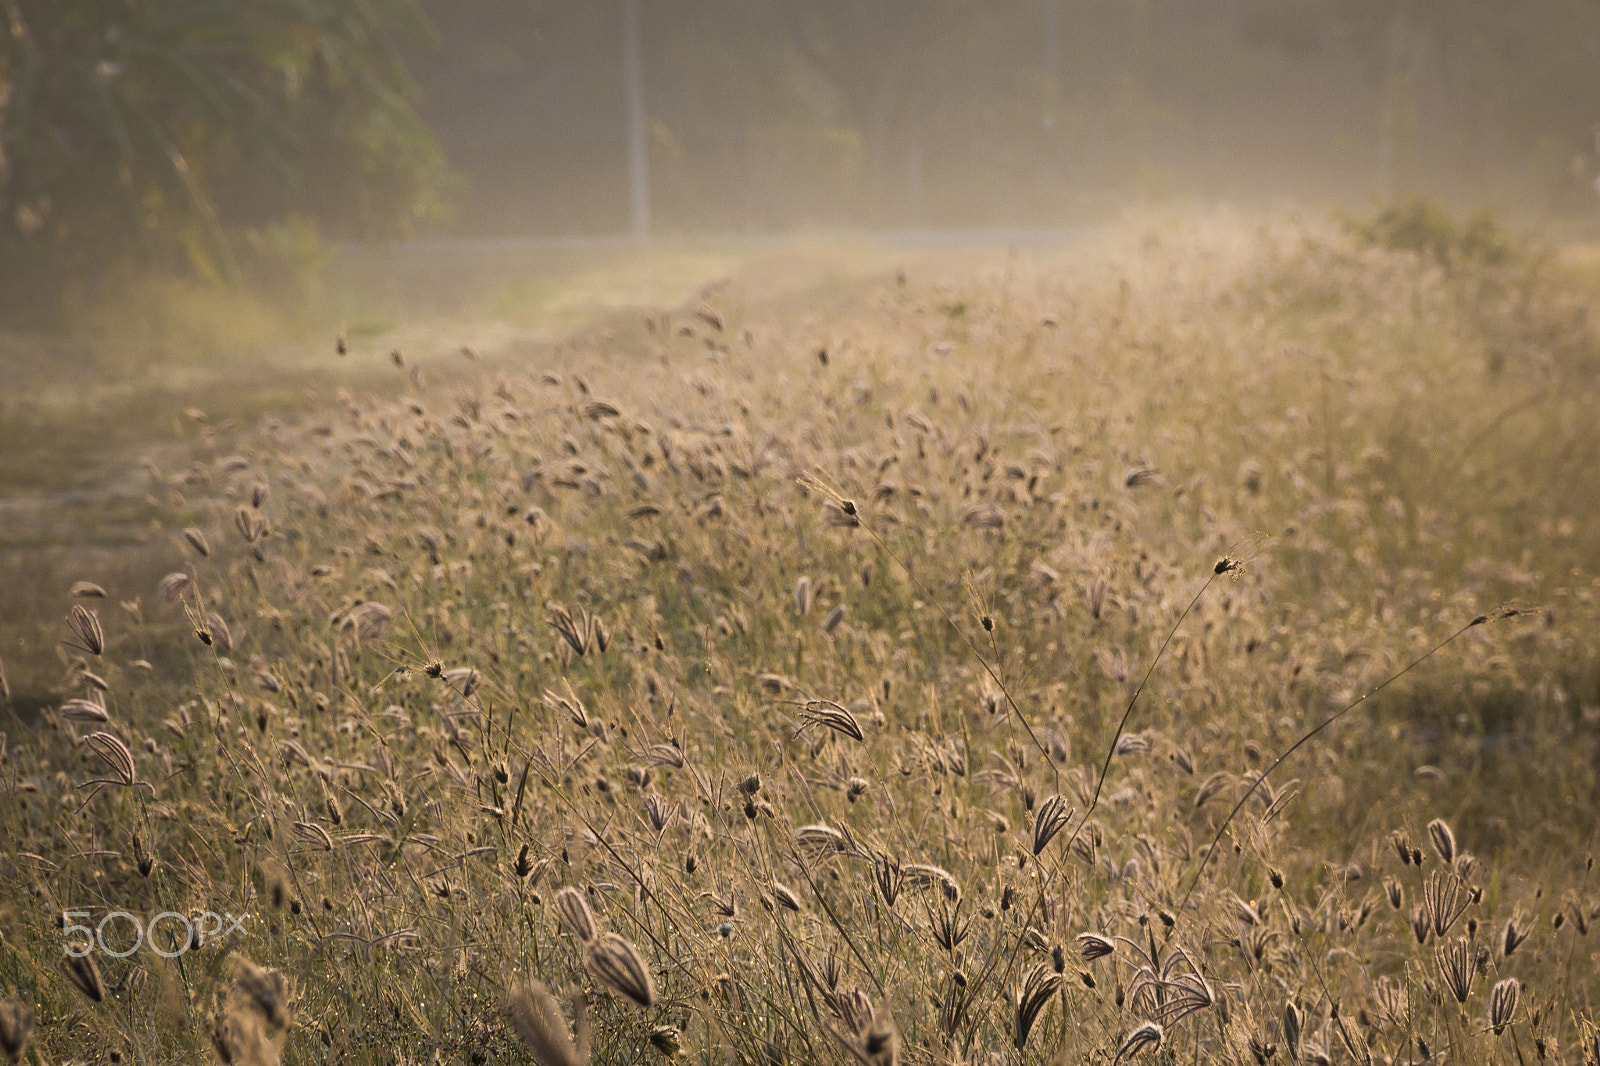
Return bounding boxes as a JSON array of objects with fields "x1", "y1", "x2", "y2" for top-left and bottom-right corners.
[{"x1": 4, "y1": 0, "x2": 1600, "y2": 313}]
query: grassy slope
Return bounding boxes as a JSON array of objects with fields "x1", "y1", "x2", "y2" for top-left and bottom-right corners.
[
  {"x1": 1, "y1": 213, "x2": 1598, "y2": 1065},
  {"x1": 0, "y1": 236, "x2": 907, "y2": 708}
]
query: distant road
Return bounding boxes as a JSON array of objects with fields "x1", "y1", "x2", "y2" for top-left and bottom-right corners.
[{"x1": 357, "y1": 226, "x2": 1097, "y2": 256}]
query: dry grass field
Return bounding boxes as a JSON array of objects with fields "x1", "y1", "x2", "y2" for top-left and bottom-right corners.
[{"x1": 1, "y1": 209, "x2": 1598, "y2": 1066}]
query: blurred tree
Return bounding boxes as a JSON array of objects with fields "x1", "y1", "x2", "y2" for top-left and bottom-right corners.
[
  {"x1": 397, "y1": 0, "x2": 1600, "y2": 235},
  {"x1": 0, "y1": 0, "x2": 445, "y2": 308}
]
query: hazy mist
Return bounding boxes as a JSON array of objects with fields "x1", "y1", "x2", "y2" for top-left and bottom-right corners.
[{"x1": 407, "y1": 1, "x2": 1600, "y2": 237}]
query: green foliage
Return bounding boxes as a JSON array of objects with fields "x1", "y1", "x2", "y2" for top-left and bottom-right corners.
[
  {"x1": 0, "y1": 0, "x2": 446, "y2": 311},
  {"x1": 1347, "y1": 197, "x2": 1515, "y2": 271}
]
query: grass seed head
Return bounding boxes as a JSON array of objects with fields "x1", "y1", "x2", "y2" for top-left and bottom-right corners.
[
  {"x1": 0, "y1": 998, "x2": 35, "y2": 1061},
  {"x1": 184, "y1": 527, "x2": 212, "y2": 557},
  {"x1": 1426, "y1": 818, "x2": 1456, "y2": 865},
  {"x1": 552, "y1": 887, "x2": 598, "y2": 944},
  {"x1": 508, "y1": 982, "x2": 586, "y2": 1066},
  {"x1": 1032, "y1": 794, "x2": 1073, "y2": 855},
  {"x1": 1114, "y1": 1022, "x2": 1163, "y2": 1064},
  {"x1": 1076, "y1": 932, "x2": 1116, "y2": 961},
  {"x1": 1503, "y1": 912, "x2": 1532, "y2": 957},
  {"x1": 65, "y1": 604, "x2": 105, "y2": 656},
  {"x1": 1014, "y1": 964, "x2": 1063, "y2": 1049},
  {"x1": 231, "y1": 957, "x2": 291, "y2": 1033},
  {"x1": 62, "y1": 952, "x2": 105, "y2": 1003},
  {"x1": 1435, "y1": 937, "x2": 1475, "y2": 1005},
  {"x1": 1490, "y1": 978, "x2": 1520, "y2": 1035},
  {"x1": 586, "y1": 931, "x2": 655, "y2": 1009}
]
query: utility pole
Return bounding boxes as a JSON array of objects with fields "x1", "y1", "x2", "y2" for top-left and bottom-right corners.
[
  {"x1": 1043, "y1": 0, "x2": 1063, "y2": 186},
  {"x1": 1044, "y1": 0, "x2": 1060, "y2": 103},
  {"x1": 622, "y1": 0, "x2": 650, "y2": 241}
]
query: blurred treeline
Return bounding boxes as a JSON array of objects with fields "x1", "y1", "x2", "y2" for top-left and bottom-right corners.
[
  {"x1": 0, "y1": 0, "x2": 444, "y2": 314},
  {"x1": 419, "y1": 1, "x2": 1600, "y2": 235},
  {"x1": 3, "y1": 0, "x2": 1600, "y2": 314}
]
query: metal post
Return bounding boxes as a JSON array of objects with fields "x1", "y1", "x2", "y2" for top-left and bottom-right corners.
[{"x1": 622, "y1": 0, "x2": 650, "y2": 241}]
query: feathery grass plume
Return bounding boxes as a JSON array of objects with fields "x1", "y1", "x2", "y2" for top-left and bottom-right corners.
[
  {"x1": 647, "y1": 743, "x2": 685, "y2": 768},
  {"x1": 62, "y1": 952, "x2": 105, "y2": 1002},
  {"x1": 1014, "y1": 964, "x2": 1063, "y2": 1049},
  {"x1": 822, "y1": 604, "x2": 847, "y2": 633},
  {"x1": 1489, "y1": 978, "x2": 1520, "y2": 1035},
  {"x1": 927, "y1": 896, "x2": 970, "y2": 951},
  {"x1": 586, "y1": 931, "x2": 655, "y2": 1008},
  {"x1": 769, "y1": 882, "x2": 802, "y2": 912},
  {"x1": 210, "y1": 1005, "x2": 284, "y2": 1066},
  {"x1": 79, "y1": 729, "x2": 141, "y2": 789},
  {"x1": 834, "y1": 988, "x2": 875, "y2": 1037},
  {"x1": 873, "y1": 856, "x2": 903, "y2": 908},
  {"x1": 552, "y1": 887, "x2": 598, "y2": 944},
  {"x1": 1135, "y1": 948, "x2": 1214, "y2": 1026},
  {"x1": 1193, "y1": 771, "x2": 1234, "y2": 811},
  {"x1": 59, "y1": 698, "x2": 110, "y2": 723},
  {"x1": 342, "y1": 602, "x2": 393, "y2": 641},
  {"x1": 70, "y1": 581, "x2": 108, "y2": 598},
  {"x1": 209, "y1": 1013, "x2": 241, "y2": 1064},
  {"x1": 1373, "y1": 977, "x2": 1409, "y2": 1027},
  {"x1": 1411, "y1": 905, "x2": 1430, "y2": 945},
  {"x1": 1113, "y1": 733, "x2": 1152, "y2": 755},
  {"x1": 1031, "y1": 794, "x2": 1073, "y2": 855},
  {"x1": 649, "y1": 1026, "x2": 683, "y2": 1057},
  {"x1": 184, "y1": 527, "x2": 212, "y2": 557},
  {"x1": 642, "y1": 792, "x2": 675, "y2": 833},
  {"x1": 132, "y1": 830, "x2": 155, "y2": 877},
  {"x1": 1383, "y1": 876, "x2": 1403, "y2": 910},
  {"x1": 0, "y1": 997, "x2": 35, "y2": 1061},
  {"x1": 1503, "y1": 912, "x2": 1532, "y2": 958},
  {"x1": 157, "y1": 572, "x2": 193, "y2": 603},
  {"x1": 547, "y1": 604, "x2": 593, "y2": 656},
  {"x1": 845, "y1": 1007, "x2": 899, "y2": 1066},
  {"x1": 1076, "y1": 933, "x2": 1116, "y2": 961},
  {"x1": 796, "y1": 700, "x2": 863, "y2": 742},
  {"x1": 1390, "y1": 828, "x2": 1414, "y2": 865},
  {"x1": 1114, "y1": 1022, "x2": 1163, "y2": 1064},
  {"x1": 292, "y1": 821, "x2": 334, "y2": 851},
  {"x1": 1423, "y1": 869, "x2": 1469, "y2": 937},
  {"x1": 64, "y1": 605, "x2": 105, "y2": 656},
  {"x1": 794, "y1": 576, "x2": 813, "y2": 617},
  {"x1": 1123, "y1": 465, "x2": 1163, "y2": 488},
  {"x1": 1283, "y1": 1001, "x2": 1301, "y2": 1061},
  {"x1": 508, "y1": 981, "x2": 588, "y2": 1066},
  {"x1": 1427, "y1": 818, "x2": 1456, "y2": 865},
  {"x1": 901, "y1": 863, "x2": 960, "y2": 901},
  {"x1": 1435, "y1": 937, "x2": 1475, "y2": 1004},
  {"x1": 443, "y1": 666, "x2": 479, "y2": 697},
  {"x1": 234, "y1": 507, "x2": 267, "y2": 545},
  {"x1": 795, "y1": 824, "x2": 853, "y2": 859},
  {"x1": 1086, "y1": 574, "x2": 1109, "y2": 620},
  {"x1": 205, "y1": 612, "x2": 235, "y2": 652},
  {"x1": 261, "y1": 861, "x2": 289, "y2": 909},
  {"x1": 231, "y1": 958, "x2": 291, "y2": 1033}
]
